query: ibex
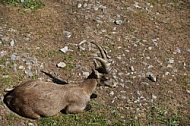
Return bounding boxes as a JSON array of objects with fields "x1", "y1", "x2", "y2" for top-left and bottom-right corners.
[{"x1": 3, "y1": 42, "x2": 111, "y2": 119}]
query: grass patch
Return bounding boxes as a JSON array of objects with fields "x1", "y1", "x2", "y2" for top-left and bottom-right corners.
[
  {"x1": 0, "y1": 75, "x2": 21, "y2": 87},
  {"x1": 48, "y1": 50, "x2": 58, "y2": 57},
  {"x1": 38, "y1": 113, "x2": 108, "y2": 126},
  {"x1": 38, "y1": 102, "x2": 126, "y2": 126},
  {"x1": 147, "y1": 107, "x2": 182, "y2": 125},
  {"x1": 0, "y1": 0, "x2": 45, "y2": 10}
]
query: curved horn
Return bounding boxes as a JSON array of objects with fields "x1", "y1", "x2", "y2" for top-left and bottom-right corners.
[
  {"x1": 90, "y1": 42, "x2": 108, "y2": 60},
  {"x1": 93, "y1": 57, "x2": 111, "y2": 74}
]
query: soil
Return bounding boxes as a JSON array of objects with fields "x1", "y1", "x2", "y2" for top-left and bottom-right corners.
[{"x1": 0, "y1": 0, "x2": 189, "y2": 125}]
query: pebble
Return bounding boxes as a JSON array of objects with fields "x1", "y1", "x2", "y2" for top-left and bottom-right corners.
[
  {"x1": 18, "y1": 65, "x2": 25, "y2": 70},
  {"x1": 57, "y1": 62, "x2": 66, "y2": 68},
  {"x1": 93, "y1": 17, "x2": 102, "y2": 24},
  {"x1": 77, "y1": 3, "x2": 82, "y2": 8},
  {"x1": 168, "y1": 58, "x2": 174, "y2": 64},
  {"x1": 25, "y1": 69, "x2": 33, "y2": 77},
  {"x1": 115, "y1": 20, "x2": 123, "y2": 25},
  {"x1": 130, "y1": 66, "x2": 135, "y2": 71},
  {"x1": 60, "y1": 46, "x2": 69, "y2": 53},
  {"x1": 152, "y1": 94, "x2": 157, "y2": 99},
  {"x1": 187, "y1": 48, "x2": 190, "y2": 53},
  {"x1": 148, "y1": 46, "x2": 152, "y2": 50},
  {"x1": 173, "y1": 47, "x2": 181, "y2": 54},
  {"x1": 11, "y1": 54, "x2": 17, "y2": 60},
  {"x1": 93, "y1": 6, "x2": 99, "y2": 11},
  {"x1": 10, "y1": 40, "x2": 15, "y2": 46},
  {"x1": 0, "y1": 51, "x2": 5, "y2": 58},
  {"x1": 146, "y1": 72, "x2": 156, "y2": 82},
  {"x1": 27, "y1": 122, "x2": 34, "y2": 126},
  {"x1": 82, "y1": 71, "x2": 89, "y2": 77},
  {"x1": 110, "y1": 91, "x2": 114, "y2": 96},
  {"x1": 186, "y1": 90, "x2": 190, "y2": 94},
  {"x1": 63, "y1": 31, "x2": 71, "y2": 38}
]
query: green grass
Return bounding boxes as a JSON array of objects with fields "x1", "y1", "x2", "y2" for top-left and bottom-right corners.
[
  {"x1": 48, "y1": 50, "x2": 59, "y2": 57},
  {"x1": 146, "y1": 107, "x2": 182, "y2": 126},
  {"x1": 38, "y1": 102, "x2": 125, "y2": 126},
  {"x1": 0, "y1": 0, "x2": 45, "y2": 10}
]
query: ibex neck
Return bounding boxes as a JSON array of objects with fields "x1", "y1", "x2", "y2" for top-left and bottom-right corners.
[{"x1": 79, "y1": 79, "x2": 98, "y2": 96}]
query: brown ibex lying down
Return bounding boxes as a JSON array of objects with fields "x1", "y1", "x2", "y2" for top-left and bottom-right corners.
[{"x1": 3, "y1": 42, "x2": 111, "y2": 119}]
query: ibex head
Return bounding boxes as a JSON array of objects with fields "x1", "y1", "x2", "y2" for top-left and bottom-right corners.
[{"x1": 85, "y1": 42, "x2": 112, "y2": 83}]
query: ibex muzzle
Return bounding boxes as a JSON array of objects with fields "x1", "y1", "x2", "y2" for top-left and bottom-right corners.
[{"x1": 3, "y1": 42, "x2": 111, "y2": 119}]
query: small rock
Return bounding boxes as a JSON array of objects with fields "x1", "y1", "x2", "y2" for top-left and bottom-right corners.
[
  {"x1": 148, "y1": 46, "x2": 152, "y2": 50},
  {"x1": 60, "y1": 46, "x2": 69, "y2": 53},
  {"x1": 186, "y1": 90, "x2": 190, "y2": 94},
  {"x1": 57, "y1": 62, "x2": 66, "y2": 68},
  {"x1": 25, "y1": 69, "x2": 33, "y2": 77},
  {"x1": 121, "y1": 95, "x2": 127, "y2": 99},
  {"x1": 152, "y1": 94, "x2": 157, "y2": 99},
  {"x1": 13, "y1": 63, "x2": 17, "y2": 72},
  {"x1": 82, "y1": 71, "x2": 89, "y2": 77},
  {"x1": 93, "y1": 17, "x2": 102, "y2": 24},
  {"x1": 146, "y1": 72, "x2": 156, "y2": 82},
  {"x1": 187, "y1": 48, "x2": 190, "y2": 53},
  {"x1": 134, "y1": 2, "x2": 141, "y2": 8},
  {"x1": 27, "y1": 122, "x2": 34, "y2": 126},
  {"x1": 93, "y1": 6, "x2": 99, "y2": 11},
  {"x1": 109, "y1": 91, "x2": 114, "y2": 96},
  {"x1": 168, "y1": 58, "x2": 174, "y2": 64},
  {"x1": 147, "y1": 65, "x2": 153, "y2": 69},
  {"x1": 10, "y1": 40, "x2": 15, "y2": 46},
  {"x1": 83, "y1": 3, "x2": 88, "y2": 8},
  {"x1": 11, "y1": 54, "x2": 17, "y2": 60},
  {"x1": 63, "y1": 31, "x2": 71, "y2": 38},
  {"x1": 167, "y1": 64, "x2": 173, "y2": 68},
  {"x1": 19, "y1": 65, "x2": 25, "y2": 70},
  {"x1": 130, "y1": 66, "x2": 135, "y2": 71},
  {"x1": 165, "y1": 72, "x2": 170, "y2": 76},
  {"x1": 0, "y1": 51, "x2": 5, "y2": 58},
  {"x1": 77, "y1": 3, "x2": 82, "y2": 8},
  {"x1": 173, "y1": 47, "x2": 181, "y2": 54},
  {"x1": 115, "y1": 20, "x2": 123, "y2": 25},
  {"x1": 151, "y1": 38, "x2": 158, "y2": 46}
]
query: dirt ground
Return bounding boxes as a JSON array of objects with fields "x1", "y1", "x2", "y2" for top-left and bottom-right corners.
[{"x1": 0, "y1": 0, "x2": 190, "y2": 125}]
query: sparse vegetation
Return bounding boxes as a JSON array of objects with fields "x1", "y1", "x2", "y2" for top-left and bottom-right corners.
[
  {"x1": 0, "y1": 0, "x2": 189, "y2": 125},
  {"x1": 0, "y1": 0, "x2": 45, "y2": 9}
]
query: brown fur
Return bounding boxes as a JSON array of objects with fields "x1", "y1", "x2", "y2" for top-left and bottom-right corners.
[
  {"x1": 4, "y1": 78, "x2": 99, "y2": 119},
  {"x1": 4, "y1": 42, "x2": 111, "y2": 119}
]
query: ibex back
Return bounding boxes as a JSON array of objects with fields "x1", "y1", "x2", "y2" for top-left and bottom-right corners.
[{"x1": 4, "y1": 42, "x2": 111, "y2": 119}]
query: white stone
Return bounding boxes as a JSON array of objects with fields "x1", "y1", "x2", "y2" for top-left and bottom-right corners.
[
  {"x1": 60, "y1": 46, "x2": 69, "y2": 53},
  {"x1": 57, "y1": 62, "x2": 66, "y2": 68}
]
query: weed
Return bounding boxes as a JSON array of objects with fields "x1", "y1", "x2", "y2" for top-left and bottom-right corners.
[
  {"x1": 48, "y1": 50, "x2": 58, "y2": 57},
  {"x1": 64, "y1": 63, "x2": 74, "y2": 71},
  {"x1": 0, "y1": 0, "x2": 45, "y2": 10},
  {"x1": 22, "y1": 0, "x2": 45, "y2": 9},
  {"x1": 147, "y1": 107, "x2": 182, "y2": 125},
  {"x1": 62, "y1": 55, "x2": 74, "y2": 61},
  {"x1": 38, "y1": 113, "x2": 108, "y2": 126}
]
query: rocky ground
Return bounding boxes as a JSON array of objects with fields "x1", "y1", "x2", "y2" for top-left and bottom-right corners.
[{"x1": 0, "y1": 0, "x2": 190, "y2": 125}]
